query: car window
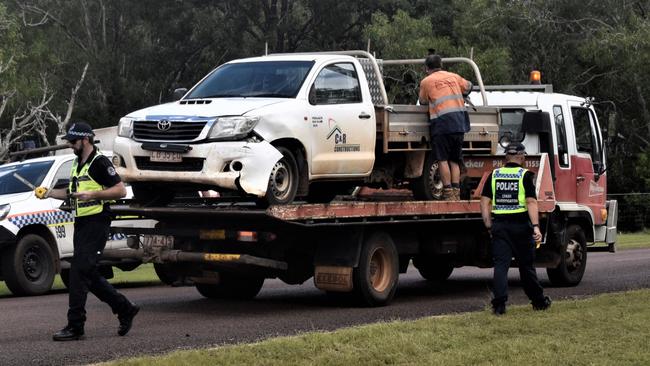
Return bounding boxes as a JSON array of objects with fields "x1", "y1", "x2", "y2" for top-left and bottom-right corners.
[
  {"x1": 311, "y1": 63, "x2": 362, "y2": 105},
  {"x1": 0, "y1": 160, "x2": 54, "y2": 195},
  {"x1": 52, "y1": 159, "x2": 74, "y2": 187}
]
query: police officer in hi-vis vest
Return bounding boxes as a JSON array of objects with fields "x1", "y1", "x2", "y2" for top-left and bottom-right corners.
[
  {"x1": 479, "y1": 142, "x2": 552, "y2": 315},
  {"x1": 35, "y1": 122, "x2": 139, "y2": 341}
]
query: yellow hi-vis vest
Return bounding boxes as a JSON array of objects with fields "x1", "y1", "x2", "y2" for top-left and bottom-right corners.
[
  {"x1": 70, "y1": 153, "x2": 105, "y2": 217},
  {"x1": 491, "y1": 166, "x2": 528, "y2": 214}
]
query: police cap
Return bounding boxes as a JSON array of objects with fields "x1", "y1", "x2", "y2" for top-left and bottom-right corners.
[
  {"x1": 62, "y1": 121, "x2": 95, "y2": 141},
  {"x1": 505, "y1": 142, "x2": 526, "y2": 155}
]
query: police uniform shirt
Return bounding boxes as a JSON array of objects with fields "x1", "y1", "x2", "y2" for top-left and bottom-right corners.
[
  {"x1": 74, "y1": 147, "x2": 122, "y2": 220},
  {"x1": 481, "y1": 162, "x2": 536, "y2": 221}
]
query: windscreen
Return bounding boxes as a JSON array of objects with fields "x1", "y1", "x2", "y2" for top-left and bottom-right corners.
[
  {"x1": 187, "y1": 61, "x2": 314, "y2": 99},
  {"x1": 0, "y1": 160, "x2": 54, "y2": 195},
  {"x1": 500, "y1": 109, "x2": 527, "y2": 141}
]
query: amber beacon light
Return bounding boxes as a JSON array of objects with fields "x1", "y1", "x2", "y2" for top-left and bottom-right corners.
[{"x1": 530, "y1": 70, "x2": 542, "y2": 84}]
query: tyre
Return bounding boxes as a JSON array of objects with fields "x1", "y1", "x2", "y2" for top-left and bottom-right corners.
[
  {"x1": 260, "y1": 146, "x2": 299, "y2": 206},
  {"x1": 154, "y1": 263, "x2": 179, "y2": 286},
  {"x1": 411, "y1": 152, "x2": 443, "y2": 200},
  {"x1": 352, "y1": 231, "x2": 399, "y2": 306},
  {"x1": 413, "y1": 256, "x2": 454, "y2": 282},
  {"x1": 547, "y1": 224, "x2": 587, "y2": 286},
  {"x1": 195, "y1": 272, "x2": 264, "y2": 299},
  {"x1": 131, "y1": 182, "x2": 175, "y2": 207},
  {"x1": 1, "y1": 234, "x2": 56, "y2": 296}
]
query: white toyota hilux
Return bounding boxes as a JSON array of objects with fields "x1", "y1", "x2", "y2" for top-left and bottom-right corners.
[
  {"x1": 112, "y1": 51, "x2": 498, "y2": 205},
  {"x1": 0, "y1": 154, "x2": 144, "y2": 296}
]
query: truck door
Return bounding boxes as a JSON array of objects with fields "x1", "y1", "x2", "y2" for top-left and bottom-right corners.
[
  {"x1": 569, "y1": 102, "x2": 607, "y2": 225},
  {"x1": 307, "y1": 62, "x2": 375, "y2": 176}
]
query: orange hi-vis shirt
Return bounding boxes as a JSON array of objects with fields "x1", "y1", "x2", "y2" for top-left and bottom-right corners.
[{"x1": 419, "y1": 70, "x2": 472, "y2": 135}]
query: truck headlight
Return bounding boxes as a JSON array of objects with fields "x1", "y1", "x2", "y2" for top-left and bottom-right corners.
[
  {"x1": 118, "y1": 117, "x2": 134, "y2": 138},
  {"x1": 0, "y1": 204, "x2": 10, "y2": 221},
  {"x1": 208, "y1": 116, "x2": 260, "y2": 139}
]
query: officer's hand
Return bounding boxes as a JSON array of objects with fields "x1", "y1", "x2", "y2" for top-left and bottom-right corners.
[
  {"x1": 532, "y1": 226, "x2": 542, "y2": 242},
  {"x1": 72, "y1": 191, "x2": 94, "y2": 201},
  {"x1": 34, "y1": 186, "x2": 48, "y2": 199}
]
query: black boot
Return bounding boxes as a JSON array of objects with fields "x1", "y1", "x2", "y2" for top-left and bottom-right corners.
[
  {"x1": 532, "y1": 296, "x2": 552, "y2": 311},
  {"x1": 491, "y1": 299, "x2": 506, "y2": 316},
  {"x1": 53, "y1": 325, "x2": 84, "y2": 341},
  {"x1": 118, "y1": 304, "x2": 140, "y2": 336}
]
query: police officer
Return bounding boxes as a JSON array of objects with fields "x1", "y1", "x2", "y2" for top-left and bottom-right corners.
[
  {"x1": 479, "y1": 142, "x2": 551, "y2": 315},
  {"x1": 35, "y1": 121, "x2": 139, "y2": 340}
]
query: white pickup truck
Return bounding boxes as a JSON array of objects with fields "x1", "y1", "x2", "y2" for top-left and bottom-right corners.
[
  {"x1": 0, "y1": 153, "x2": 146, "y2": 296},
  {"x1": 112, "y1": 51, "x2": 498, "y2": 205}
]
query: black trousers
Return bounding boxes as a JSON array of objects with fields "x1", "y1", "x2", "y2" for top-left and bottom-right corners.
[
  {"x1": 68, "y1": 216, "x2": 130, "y2": 328},
  {"x1": 491, "y1": 219, "x2": 545, "y2": 305}
]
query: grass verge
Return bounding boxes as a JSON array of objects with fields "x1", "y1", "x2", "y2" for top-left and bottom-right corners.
[
  {"x1": 615, "y1": 230, "x2": 650, "y2": 250},
  {"x1": 106, "y1": 289, "x2": 650, "y2": 366}
]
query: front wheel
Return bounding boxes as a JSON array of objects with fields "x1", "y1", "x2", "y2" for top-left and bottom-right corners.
[
  {"x1": 411, "y1": 152, "x2": 443, "y2": 200},
  {"x1": 352, "y1": 231, "x2": 399, "y2": 306},
  {"x1": 260, "y1": 146, "x2": 299, "y2": 206},
  {"x1": 1, "y1": 234, "x2": 56, "y2": 296},
  {"x1": 547, "y1": 224, "x2": 587, "y2": 286}
]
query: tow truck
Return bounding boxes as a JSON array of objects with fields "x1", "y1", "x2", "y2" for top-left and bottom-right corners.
[{"x1": 108, "y1": 52, "x2": 618, "y2": 306}]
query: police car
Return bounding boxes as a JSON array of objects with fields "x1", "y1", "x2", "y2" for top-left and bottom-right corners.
[{"x1": 0, "y1": 154, "x2": 142, "y2": 296}]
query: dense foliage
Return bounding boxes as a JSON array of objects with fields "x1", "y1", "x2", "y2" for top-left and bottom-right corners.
[{"x1": 1, "y1": 0, "x2": 649, "y2": 227}]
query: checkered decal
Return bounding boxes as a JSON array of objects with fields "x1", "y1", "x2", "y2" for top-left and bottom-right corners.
[
  {"x1": 494, "y1": 168, "x2": 525, "y2": 179},
  {"x1": 8, "y1": 210, "x2": 74, "y2": 228},
  {"x1": 359, "y1": 58, "x2": 385, "y2": 106}
]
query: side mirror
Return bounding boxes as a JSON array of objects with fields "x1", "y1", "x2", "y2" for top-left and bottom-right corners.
[
  {"x1": 53, "y1": 178, "x2": 70, "y2": 189},
  {"x1": 172, "y1": 88, "x2": 188, "y2": 101}
]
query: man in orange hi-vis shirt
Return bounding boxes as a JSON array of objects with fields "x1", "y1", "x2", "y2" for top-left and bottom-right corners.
[{"x1": 419, "y1": 54, "x2": 473, "y2": 201}]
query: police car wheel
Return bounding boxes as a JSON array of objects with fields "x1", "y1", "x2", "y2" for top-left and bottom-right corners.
[
  {"x1": 352, "y1": 231, "x2": 399, "y2": 307},
  {"x1": 1, "y1": 234, "x2": 55, "y2": 296}
]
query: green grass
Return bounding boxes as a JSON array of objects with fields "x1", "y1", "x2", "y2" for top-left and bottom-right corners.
[
  {"x1": 105, "y1": 289, "x2": 650, "y2": 366},
  {"x1": 615, "y1": 230, "x2": 650, "y2": 250}
]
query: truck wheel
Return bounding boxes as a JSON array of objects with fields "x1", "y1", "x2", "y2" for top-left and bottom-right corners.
[
  {"x1": 195, "y1": 272, "x2": 264, "y2": 299},
  {"x1": 154, "y1": 263, "x2": 179, "y2": 286},
  {"x1": 262, "y1": 147, "x2": 299, "y2": 206},
  {"x1": 131, "y1": 182, "x2": 175, "y2": 207},
  {"x1": 411, "y1": 152, "x2": 443, "y2": 200},
  {"x1": 1, "y1": 234, "x2": 56, "y2": 296},
  {"x1": 413, "y1": 256, "x2": 454, "y2": 282},
  {"x1": 352, "y1": 231, "x2": 399, "y2": 306},
  {"x1": 547, "y1": 224, "x2": 587, "y2": 286}
]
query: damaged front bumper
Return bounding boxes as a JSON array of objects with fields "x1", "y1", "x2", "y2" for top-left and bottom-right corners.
[{"x1": 113, "y1": 137, "x2": 282, "y2": 196}]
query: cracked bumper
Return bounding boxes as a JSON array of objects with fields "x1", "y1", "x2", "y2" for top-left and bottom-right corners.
[{"x1": 113, "y1": 137, "x2": 282, "y2": 197}]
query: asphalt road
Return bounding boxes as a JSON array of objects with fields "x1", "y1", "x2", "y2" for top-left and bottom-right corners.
[{"x1": 1, "y1": 249, "x2": 649, "y2": 366}]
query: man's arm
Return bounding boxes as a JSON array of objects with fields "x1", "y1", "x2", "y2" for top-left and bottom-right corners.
[
  {"x1": 418, "y1": 78, "x2": 429, "y2": 105},
  {"x1": 72, "y1": 182, "x2": 127, "y2": 201},
  {"x1": 526, "y1": 197, "x2": 542, "y2": 242},
  {"x1": 480, "y1": 196, "x2": 492, "y2": 230},
  {"x1": 42, "y1": 188, "x2": 68, "y2": 200}
]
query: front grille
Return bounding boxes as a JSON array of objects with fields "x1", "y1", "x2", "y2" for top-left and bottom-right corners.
[
  {"x1": 133, "y1": 120, "x2": 207, "y2": 141},
  {"x1": 134, "y1": 156, "x2": 205, "y2": 172}
]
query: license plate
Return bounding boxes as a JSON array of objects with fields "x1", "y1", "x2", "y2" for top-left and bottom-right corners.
[
  {"x1": 142, "y1": 235, "x2": 174, "y2": 249},
  {"x1": 150, "y1": 151, "x2": 182, "y2": 163}
]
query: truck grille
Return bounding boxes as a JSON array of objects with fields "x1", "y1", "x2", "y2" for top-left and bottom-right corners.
[
  {"x1": 133, "y1": 120, "x2": 207, "y2": 141},
  {"x1": 134, "y1": 156, "x2": 205, "y2": 172}
]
